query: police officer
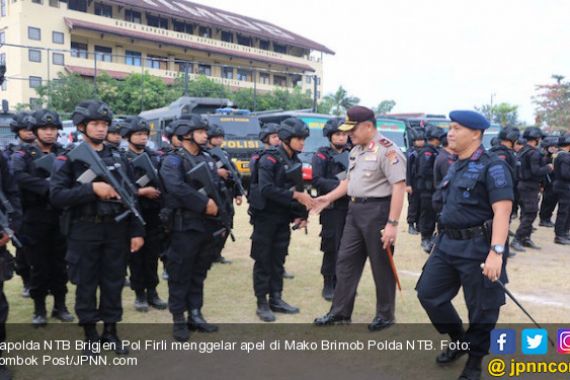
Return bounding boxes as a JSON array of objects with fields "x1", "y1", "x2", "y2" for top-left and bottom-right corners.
[
  {"x1": 416, "y1": 110, "x2": 513, "y2": 380},
  {"x1": 11, "y1": 109, "x2": 74, "y2": 326},
  {"x1": 206, "y1": 124, "x2": 243, "y2": 265},
  {"x1": 314, "y1": 106, "x2": 406, "y2": 331},
  {"x1": 538, "y1": 137, "x2": 559, "y2": 227},
  {"x1": 249, "y1": 118, "x2": 313, "y2": 322},
  {"x1": 416, "y1": 125, "x2": 446, "y2": 253},
  {"x1": 433, "y1": 133, "x2": 456, "y2": 188},
  {"x1": 553, "y1": 135, "x2": 570, "y2": 245},
  {"x1": 5, "y1": 112, "x2": 35, "y2": 299},
  {"x1": 121, "y1": 117, "x2": 168, "y2": 312},
  {"x1": 158, "y1": 116, "x2": 226, "y2": 341},
  {"x1": 312, "y1": 117, "x2": 349, "y2": 301},
  {"x1": 50, "y1": 100, "x2": 145, "y2": 356},
  {"x1": 104, "y1": 119, "x2": 124, "y2": 150},
  {"x1": 405, "y1": 128, "x2": 425, "y2": 235},
  {"x1": 511, "y1": 127, "x2": 553, "y2": 251}
]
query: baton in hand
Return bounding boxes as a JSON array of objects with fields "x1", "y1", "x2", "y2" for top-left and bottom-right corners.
[{"x1": 381, "y1": 230, "x2": 402, "y2": 291}]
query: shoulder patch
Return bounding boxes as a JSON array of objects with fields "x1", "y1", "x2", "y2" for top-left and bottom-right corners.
[
  {"x1": 317, "y1": 152, "x2": 327, "y2": 160},
  {"x1": 385, "y1": 150, "x2": 400, "y2": 165},
  {"x1": 488, "y1": 164, "x2": 508, "y2": 188},
  {"x1": 378, "y1": 138, "x2": 393, "y2": 148},
  {"x1": 266, "y1": 155, "x2": 278, "y2": 164},
  {"x1": 424, "y1": 151, "x2": 433, "y2": 157},
  {"x1": 56, "y1": 155, "x2": 68, "y2": 161}
]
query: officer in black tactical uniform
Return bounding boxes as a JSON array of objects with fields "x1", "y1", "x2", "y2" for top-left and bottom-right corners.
[
  {"x1": 11, "y1": 110, "x2": 74, "y2": 326},
  {"x1": 159, "y1": 116, "x2": 227, "y2": 341},
  {"x1": 553, "y1": 135, "x2": 570, "y2": 245},
  {"x1": 405, "y1": 128, "x2": 425, "y2": 235},
  {"x1": 249, "y1": 118, "x2": 314, "y2": 322},
  {"x1": 511, "y1": 127, "x2": 553, "y2": 251},
  {"x1": 206, "y1": 124, "x2": 243, "y2": 265},
  {"x1": 538, "y1": 136, "x2": 559, "y2": 228},
  {"x1": 311, "y1": 117, "x2": 349, "y2": 301},
  {"x1": 0, "y1": 151, "x2": 22, "y2": 380},
  {"x1": 433, "y1": 133, "x2": 456, "y2": 188},
  {"x1": 121, "y1": 116, "x2": 168, "y2": 312},
  {"x1": 417, "y1": 110, "x2": 513, "y2": 380},
  {"x1": 5, "y1": 112, "x2": 35, "y2": 299},
  {"x1": 416, "y1": 125, "x2": 446, "y2": 252},
  {"x1": 50, "y1": 100, "x2": 145, "y2": 356},
  {"x1": 104, "y1": 119, "x2": 124, "y2": 150}
]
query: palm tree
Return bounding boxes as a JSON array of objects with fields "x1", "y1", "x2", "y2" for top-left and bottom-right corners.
[{"x1": 322, "y1": 86, "x2": 360, "y2": 116}]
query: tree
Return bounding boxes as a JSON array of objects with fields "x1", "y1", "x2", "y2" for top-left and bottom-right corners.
[
  {"x1": 322, "y1": 86, "x2": 360, "y2": 116},
  {"x1": 475, "y1": 102, "x2": 519, "y2": 127},
  {"x1": 36, "y1": 72, "x2": 96, "y2": 113},
  {"x1": 533, "y1": 76, "x2": 570, "y2": 132},
  {"x1": 375, "y1": 100, "x2": 396, "y2": 115},
  {"x1": 112, "y1": 72, "x2": 170, "y2": 115}
]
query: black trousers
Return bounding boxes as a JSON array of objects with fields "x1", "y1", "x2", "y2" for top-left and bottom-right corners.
[
  {"x1": 319, "y1": 208, "x2": 347, "y2": 278},
  {"x1": 515, "y1": 183, "x2": 540, "y2": 240},
  {"x1": 555, "y1": 190, "x2": 570, "y2": 237},
  {"x1": 419, "y1": 191, "x2": 437, "y2": 240},
  {"x1": 250, "y1": 213, "x2": 290, "y2": 298},
  {"x1": 407, "y1": 190, "x2": 421, "y2": 226},
  {"x1": 166, "y1": 230, "x2": 218, "y2": 315},
  {"x1": 66, "y1": 220, "x2": 129, "y2": 324},
  {"x1": 129, "y1": 223, "x2": 161, "y2": 293},
  {"x1": 21, "y1": 220, "x2": 67, "y2": 300},
  {"x1": 539, "y1": 185, "x2": 558, "y2": 222},
  {"x1": 0, "y1": 279, "x2": 7, "y2": 345},
  {"x1": 14, "y1": 246, "x2": 30, "y2": 286},
  {"x1": 416, "y1": 247, "x2": 506, "y2": 357}
]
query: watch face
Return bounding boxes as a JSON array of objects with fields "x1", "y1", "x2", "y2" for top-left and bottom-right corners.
[{"x1": 494, "y1": 245, "x2": 505, "y2": 254}]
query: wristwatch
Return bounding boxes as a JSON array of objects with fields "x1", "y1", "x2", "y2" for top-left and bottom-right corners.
[
  {"x1": 491, "y1": 244, "x2": 505, "y2": 256},
  {"x1": 387, "y1": 219, "x2": 399, "y2": 227}
]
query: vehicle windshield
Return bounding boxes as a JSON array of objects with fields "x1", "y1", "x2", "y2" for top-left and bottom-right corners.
[
  {"x1": 208, "y1": 115, "x2": 260, "y2": 138},
  {"x1": 300, "y1": 116, "x2": 330, "y2": 153}
]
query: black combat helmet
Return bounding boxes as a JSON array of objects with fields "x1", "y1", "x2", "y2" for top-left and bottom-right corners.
[
  {"x1": 170, "y1": 115, "x2": 208, "y2": 140},
  {"x1": 259, "y1": 123, "x2": 280, "y2": 143},
  {"x1": 71, "y1": 100, "x2": 113, "y2": 126},
  {"x1": 9, "y1": 111, "x2": 35, "y2": 134},
  {"x1": 207, "y1": 124, "x2": 225, "y2": 139},
  {"x1": 522, "y1": 127, "x2": 543, "y2": 140},
  {"x1": 31, "y1": 109, "x2": 63, "y2": 131},
  {"x1": 322, "y1": 117, "x2": 344, "y2": 139},
  {"x1": 277, "y1": 117, "x2": 310, "y2": 142},
  {"x1": 120, "y1": 116, "x2": 150, "y2": 138}
]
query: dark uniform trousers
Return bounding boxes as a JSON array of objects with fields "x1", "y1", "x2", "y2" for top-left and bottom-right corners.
[
  {"x1": 419, "y1": 191, "x2": 437, "y2": 240},
  {"x1": 0, "y1": 267, "x2": 8, "y2": 345},
  {"x1": 416, "y1": 239, "x2": 507, "y2": 357},
  {"x1": 515, "y1": 182, "x2": 540, "y2": 240},
  {"x1": 539, "y1": 184, "x2": 558, "y2": 222},
  {"x1": 330, "y1": 200, "x2": 396, "y2": 320},
  {"x1": 21, "y1": 209, "x2": 67, "y2": 300},
  {"x1": 66, "y1": 220, "x2": 129, "y2": 324},
  {"x1": 129, "y1": 210, "x2": 161, "y2": 292},
  {"x1": 320, "y1": 207, "x2": 347, "y2": 279},
  {"x1": 251, "y1": 212, "x2": 290, "y2": 298},
  {"x1": 166, "y1": 230, "x2": 218, "y2": 315},
  {"x1": 555, "y1": 190, "x2": 570, "y2": 237},
  {"x1": 406, "y1": 191, "x2": 420, "y2": 227}
]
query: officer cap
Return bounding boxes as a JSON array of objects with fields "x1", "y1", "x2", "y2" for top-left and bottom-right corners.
[
  {"x1": 449, "y1": 110, "x2": 490, "y2": 130},
  {"x1": 207, "y1": 124, "x2": 225, "y2": 139},
  {"x1": 322, "y1": 117, "x2": 344, "y2": 139},
  {"x1": 259, "y1": 123, "x2": 280, "y2": 143},
  {"x1": 278, "y1": 117, "x2": 310, "y2": 141},
  {"x1": 170, "y1": 114, "x2": 208, "y2": 138},
  {"x1": 338, "y1": 106, "x2": 376, "y2": 132},
  {"x1": 31, "y1": 109, "x2": 63, "y2": 130},
  {"x1": 72, "y1": 100, "x2": 113, "y2": 126},
  {"x1": 522, "y1": 127, "x2": 543, "y2": 140},
  {"x1": 120, "y1": 116, "x2": 150, "y2": 138},
  {"x1": 9, "y1": 111, "x2": 35, "y2": 134}
]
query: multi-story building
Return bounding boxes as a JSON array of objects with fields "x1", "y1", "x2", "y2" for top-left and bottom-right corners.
[{"x1": 0, "y1": 0, "x2": 334, "y2": 109}]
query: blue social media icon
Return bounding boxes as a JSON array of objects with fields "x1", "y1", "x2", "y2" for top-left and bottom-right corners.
[
  {"x1": 522, "y1": 329, "x2": 548, "y2": 355},
  {"x1": 490, "y1": 329, "x2": 516, "y2": 354}
]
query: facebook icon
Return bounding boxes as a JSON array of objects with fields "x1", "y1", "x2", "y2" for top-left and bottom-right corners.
[{"x1": 490, "y1": 329, "x2": 516, "y2": 355}]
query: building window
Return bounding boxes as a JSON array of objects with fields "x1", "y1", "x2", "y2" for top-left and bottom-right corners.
[
  {"x1": 28, "y1": 27, "x2": 41, "y2": 41},
  {"x1": 198, "y1": 64, "x2": 211, "y2": 76},
  {"x1": 259, "y1": 72, "x2": 270, "y2": 84},
  {"x1": 147, "y1": 14, "x2": 168, "y2": 29},
  {"x1": 198, "y1": 26, "x2": 211, "y2": 38},
  {"x1": 1, "y1": 0, "x2": 6, "y2": 17},
  {"x1": 52, "y1": 52, "x2": 64, "y2": 65},
  {"x1": 28, "y1": 49, "x2": 41, "y2": 63},
  {"x1": 273, "y1": 75, "x2": 287, "y2": 87},
  {"x1": 71, "y1": 42, "x2": 88, "y2": 58},
  {"x1": 305, "y1": 75, "x2": 312, "y2": 84},
  {"x1": 146, "y1": 55, "x2": 167, "y2": 70},
  {"x1": 259, "y1": 40, "x2": 270, "y2": 50},
  {"x1": 67, "y1": 0, "x2": 87, "y2": 12},
  {"x1": 32, "y1": 0, "x2": 43, "y2": 4},
  {"x1": 125, "y1": 50, "x2": 141, "y2": 66},
  {"x1": 52, "y1": 31, "x2": 64, "y2": 44},
  {"x1": 221, "y1": 31, "x2": 233, "y2": 43},
  {"x1": 0, "y1": 32, "x2": 4, "y2": 44},
  {"x1": 94, "y1": 2, "x2": 112, "y2": 18},
  {"x1": 29, "y1": 76, "x2": 42, "y2": 89},
  {"x1": 236, "y1": 34, "x2": 252, "y2": 47},
  {"x1": 222, "y1": 67, "x2": 233, "y2": 79},
  {"x1": 237, "y1": 69, "x2": 252, "y2": 82},
  {"x1": 29, "y1": 98, "x2": 42, "y2": 110},
  {"x1": 94, "y1": 45, "x2": 112, "y2": 62},
  {"x1": 49, "y1": 0, "x2": 59, "y2": 7},
  {"x1": 173, "y1": 20, "x2": 193, "y2": 34},
  {"x1": 274, "y1": 43, "x2": 287, "y2": 54},
  {"x1": 125, "y1": 9, "x2": 141, "y2": 24},
  {"x1": 176, "y1": 61, "x2": 193, "y2": 73}
]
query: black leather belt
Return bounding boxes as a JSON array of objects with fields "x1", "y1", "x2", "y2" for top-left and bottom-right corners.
[
  {"x1": 350, "y1": 196, "x2": 391, "y2": 203},
  {"x1": 440, "y1": 224, "x2": 489, "y2": 240}
]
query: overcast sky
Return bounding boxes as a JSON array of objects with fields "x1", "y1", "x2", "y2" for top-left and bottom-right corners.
[{"x1": 203, "y1": 0, "x2": 569, "y2": 123}]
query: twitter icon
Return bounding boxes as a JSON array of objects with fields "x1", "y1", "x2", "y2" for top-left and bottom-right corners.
[{"x1": 522, "y1": 329, "x2": 548, "y2": 355}]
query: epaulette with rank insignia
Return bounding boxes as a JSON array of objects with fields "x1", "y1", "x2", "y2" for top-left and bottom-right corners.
[{"x1": 378, "y1": 138, "x2": 393, "y2": 148}]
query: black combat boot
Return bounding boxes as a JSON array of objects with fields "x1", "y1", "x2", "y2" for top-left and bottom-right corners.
[
  {"x1": 522, "y1": 238, "x2": 541, "y2": 249},
  {"x1": 256, "y1": 297, "x2": 276, "y2": 322},
  {"x1": 408, "y1": 224, "x2": 419, "y2": 235},
  {"x1": 101, "y1": 323, "x2": 129, "y2": 355},
  {"x1": 510, "y1": 239, "x2": 526, "y2": 252},
  {"x1": 314, "y1": 312, "x2": 351, "y2": 326},
  {"x1": 172, "y1": 314, "x2": 190, "y2": 342},
  {"x1": 147, "y1": 288, "x2": 167, "y2": 310},
  {"x1": 458, "y1": 355, "x2": 482, "y2": 380},
  {"x1": 134, "y1": 290, "x2": 149, "y2": 312},
  {"x1": 32, "y1": 297, "x2": 48, "y2": 327},
  {"x1": 269, "y1": 293, "x2": 299, "y2": 314},
  {"x1": 539, "y1": 219, "x2": 554, "y2": 228},
  {"x1": 81, "y1": 323, "x2": 100, "y2": 357},
  {"x1": 52, "y1": 295, "x2": 74, "y2": 322},
  {"x1": 322, "y1": 276, "x2": 334, "y2": 301},
  {"x1": 436, "y1": 329, "x2": 467, "y2": 365},
  {"x1": 555, "y1": 235, "x2": 570, "y2": 245},
  {"x1": 188, "y1": 309, "x2": 219, "y2": 333}
]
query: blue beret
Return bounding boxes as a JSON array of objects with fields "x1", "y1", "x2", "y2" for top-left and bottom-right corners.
[{"x1": 449, "y1": 110, "x2": 490, "y2": 130}]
